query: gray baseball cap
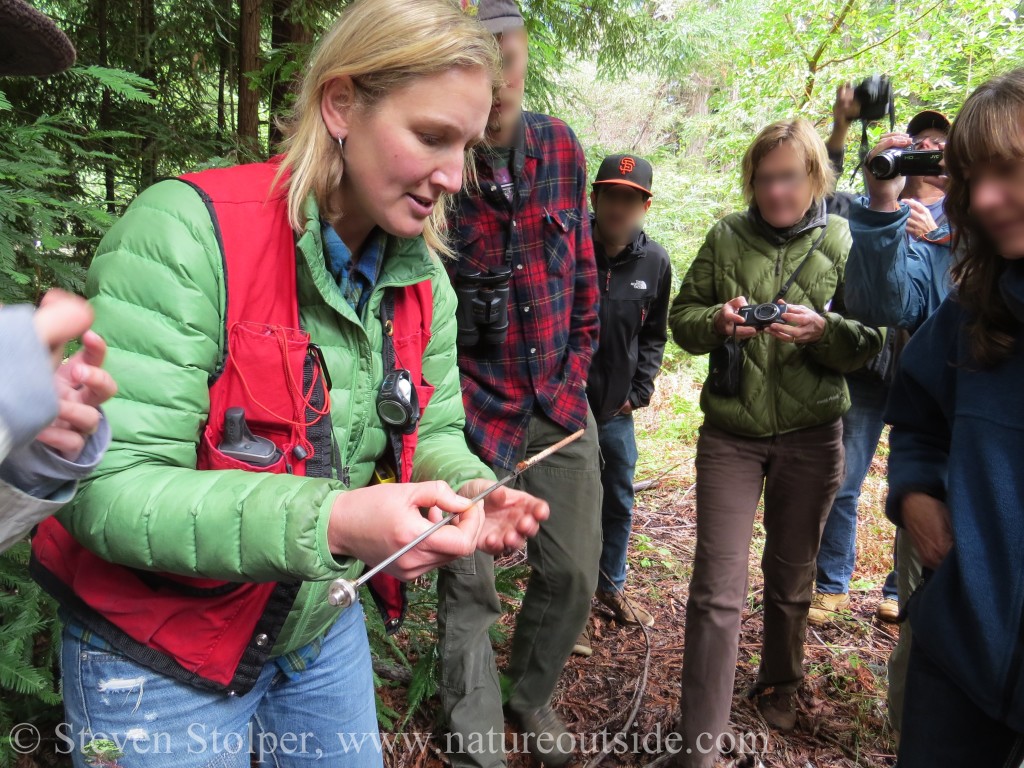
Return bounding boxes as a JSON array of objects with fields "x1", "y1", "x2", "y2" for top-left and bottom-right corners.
[{"x1": 473, "y1": 0, "x2": 524, "y2": 35}]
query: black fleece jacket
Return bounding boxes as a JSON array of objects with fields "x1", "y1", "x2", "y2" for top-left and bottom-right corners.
[{"x1": 586, "y1": 223, "x2": 672, "y2": 423}]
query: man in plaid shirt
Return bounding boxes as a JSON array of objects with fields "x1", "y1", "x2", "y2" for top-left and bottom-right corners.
[{"x1": 438, "y1": 2, "x2": 602, "y2": 766}]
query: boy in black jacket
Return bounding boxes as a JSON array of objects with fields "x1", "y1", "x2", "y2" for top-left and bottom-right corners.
[{"x1": 575, "y1": 154, "x2": 672, "y2": 656}]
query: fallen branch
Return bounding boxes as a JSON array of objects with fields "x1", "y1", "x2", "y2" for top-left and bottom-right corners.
[{"x1": 373, "y1": 659, "x2": 413, "y2": 684}]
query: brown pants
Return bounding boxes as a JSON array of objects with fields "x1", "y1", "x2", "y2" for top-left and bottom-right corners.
[{"x1": 677, "y1": 419, "x2": 843, "y2": 767}]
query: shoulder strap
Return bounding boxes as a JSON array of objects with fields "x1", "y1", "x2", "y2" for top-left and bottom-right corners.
[
  {"x1": 379, "y1": 290, "x2": 405, "y2": 473},
  {"x1": 773, "y1": 220, "x2": 829, "y2": 303}
]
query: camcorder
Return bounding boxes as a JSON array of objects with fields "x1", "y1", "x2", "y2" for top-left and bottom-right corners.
[
  {"x1": 867, "y1": 148, "x2": 945, "y2": 180},
  {"x1": 737, "y1": 302, "x2": 787, "y2": 329},
  {"x1": 455, "y1": 266, "x2": 512, "y2": 347}
]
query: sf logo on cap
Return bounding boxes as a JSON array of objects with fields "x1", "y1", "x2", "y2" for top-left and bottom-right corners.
[{"x1": 619, "y1": 157, "x2": 636, "y2": 175}]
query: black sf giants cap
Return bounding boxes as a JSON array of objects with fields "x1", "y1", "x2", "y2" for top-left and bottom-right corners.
[{"x1": 593, "y1": 154, "x2": 654, "y2": 197}]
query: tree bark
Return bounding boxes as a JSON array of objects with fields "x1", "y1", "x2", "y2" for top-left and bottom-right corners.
[
  {"x1": 216, "y1": 0, "x2": 231, "y2": 141},
  {"x1": 96, "y1": 0, "x2": 115, "y2": 213},
  {"x1": 139, "y1": 0, "x2": 158, "y2": 188},
  {"x1": 238, "y1": 0, "x2": 263, "y2": 153},
  {"x1": 268, "y1": 0, "x2": 312, "y2": 152}
]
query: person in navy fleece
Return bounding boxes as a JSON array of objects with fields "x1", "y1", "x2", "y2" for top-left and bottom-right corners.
[{"x1": 886, "y1": 68, "x2": 1024, "y2": 767}]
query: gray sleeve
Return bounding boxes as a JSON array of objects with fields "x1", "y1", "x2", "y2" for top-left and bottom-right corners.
[
  {"x1": 0, "y1": 478, "x2": 74, "y2": 552},
  {"x1": 0, "y1": 413, "x2": 110, "y2": 498},
  {"x1": 0, "y1": 306, "x2": 59, "y2": 462}
]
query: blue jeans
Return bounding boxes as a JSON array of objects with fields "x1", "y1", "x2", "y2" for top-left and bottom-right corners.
[
  {"x1": 816, "y1": 375, "x2": 897, "y2": 599},
  {"x1": 897, "y1": 639, "x2": 1024, "y2": 767},
  {"x1": 597, "y1": 412, "x2": 638, "y2": 593},
  {"x1": 60, "y1": 603, "x2": 382, "y2": 768}
]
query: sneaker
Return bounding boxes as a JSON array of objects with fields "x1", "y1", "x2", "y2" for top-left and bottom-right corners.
[
  {"x1": 876, "y1": 597, "x2": 900, "y2": 623},
  {"x1": 596, "y1": 589, "x2": 655, "y2": 627},
  {"x1": 572, "y1": 622, "x2": 593, "y2": 657},
  {"x1": 807, "y1": 591, "x2": 850, "y2": 625},
  {"x1": 508, "y1": 704, "x2": 574, "y2": 767},
  {"x1": 755, "y1": 690, "x2": 797, "y2": 732}
]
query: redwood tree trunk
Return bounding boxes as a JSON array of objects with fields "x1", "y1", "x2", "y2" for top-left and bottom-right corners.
[
  {"x1": 238, "y1": 0, "x2": 262, "y2": 153},
  {"x1": 268, "y1": 0, "x2": 311, "y2": 153}
]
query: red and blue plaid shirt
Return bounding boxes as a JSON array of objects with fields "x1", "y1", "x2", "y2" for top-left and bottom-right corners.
[{"x1": 447, "y1": 112, "x2": 600, "y2": 470}]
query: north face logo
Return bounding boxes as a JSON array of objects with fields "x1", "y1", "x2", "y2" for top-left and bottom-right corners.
[{"x1": 631, "y1": 280, "x2": 647, "y2": 290}]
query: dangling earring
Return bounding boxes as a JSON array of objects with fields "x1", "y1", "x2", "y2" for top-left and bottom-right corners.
[{"x1": 337, "y1": 135, "x2": 346, "y2": 155}]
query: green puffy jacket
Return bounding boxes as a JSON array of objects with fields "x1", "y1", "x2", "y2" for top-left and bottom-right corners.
[
  {"x1": 670, "y1": 211, "x2": 882, "y2": 438},
  {"x1": 58, "y1": 179, "x2": 494, "y2": 655}
]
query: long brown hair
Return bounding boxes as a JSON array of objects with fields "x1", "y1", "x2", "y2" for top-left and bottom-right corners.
[{"x1": 945, "y1": 68, "x2": 1024, "y2": 366}]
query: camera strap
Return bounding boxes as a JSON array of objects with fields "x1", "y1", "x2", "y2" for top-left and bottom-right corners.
[
  {"x1": 379, "y1": 290, "x2": 405, "y2": 472},
  {"x1": 501, "y1": 122, "x2": 528, "y2": 267},
  {"x1": 773, "y1": 222, "x2": 828, "y2": 303}
]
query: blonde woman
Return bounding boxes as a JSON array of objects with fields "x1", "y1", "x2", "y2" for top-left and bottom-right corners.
[
  {"x1": 668, "y1": 120, "x2": 881, "y2": 766},
  {"x1": 30, "y1": 2, "x2": 548, "y2": 766}
]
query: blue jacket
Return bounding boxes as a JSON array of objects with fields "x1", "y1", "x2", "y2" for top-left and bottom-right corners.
[
  {"x1": 885, "y1": 261, "x2": 1024, "y2": 729},
  {"x1": 846, "y1": 199, "x2": 954, "y2": 332}
]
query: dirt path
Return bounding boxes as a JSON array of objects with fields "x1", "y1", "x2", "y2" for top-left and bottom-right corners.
[{"x1": 378, "y1": 474, "x2": 900, "y2": 768}]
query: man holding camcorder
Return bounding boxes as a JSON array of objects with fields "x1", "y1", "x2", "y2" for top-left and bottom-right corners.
[
  {"x1": 813, "y1": 106, "x2": 953, "y2": 631},
  {"x1": 438, "y1": 2, "x2": 602, "y2": 766},
  {"x1": 839, "y1": 111, "x2": 955, "y2": 740}
]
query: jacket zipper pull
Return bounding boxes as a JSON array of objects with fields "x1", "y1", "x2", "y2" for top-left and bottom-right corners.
[{"x1": 605, "y1": 269, "x2": 611, "y2": 294}]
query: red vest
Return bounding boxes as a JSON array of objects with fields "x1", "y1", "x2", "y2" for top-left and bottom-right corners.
[{"x1": 31, "y1": 160, "x2": 433, "y2": 694}]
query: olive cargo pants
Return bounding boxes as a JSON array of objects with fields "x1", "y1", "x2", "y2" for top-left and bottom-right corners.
[{"x1": 437, "y1": 408, "x2": 603, "y2": 768}]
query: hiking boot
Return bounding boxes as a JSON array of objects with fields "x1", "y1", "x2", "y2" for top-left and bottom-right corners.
[
  {"x1": 876, "y1": 597, "x2": 900, "y2": 623},
  {"x1": 756, "y1": 690, "x2": 797, "y2": 732},
  {"x1": 596, "y1": 589, "x2": 655, "y2": 627},
  {"x1": 807, "y1": 591, "x2": 850, "y2": 625},
  {"x1": 572, "y1": 621, "x2": 593, "y2": 657},
  {"x1": 508, "y1": 704, "x2": 574, "y2": 767}
]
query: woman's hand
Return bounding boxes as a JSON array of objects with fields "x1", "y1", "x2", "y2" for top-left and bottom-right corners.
[
  {"x1": 713, "y1": 296, "x2": 759, "y2": 340},
  {"x1": 458, "y1": 479, "x2": 549, "y2": 554},
  {"x1": 36, "y1": 330, "x2": 118, "y2": 461},
  {"x1": 901, "y1": 492, "x2": 954, "y2": 570},
  {"x1": 32, "y1": 289, "x2": 93, "y2": 370},
  {"x1": 765, "y1": 303, "x2": 825, "y2": 344},
  {"x1": 864, "y1": 133, "x2": 912, "y2": 211},
  {"x1": 327, "y1": 481, "x2": 489, "y2": 581},
  {"x1": 32, "y1": 290, "x2": 118, "y2": 461}
]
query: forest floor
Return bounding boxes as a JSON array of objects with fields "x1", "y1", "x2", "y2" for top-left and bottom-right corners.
[{"x1": 379, "y1": 362, "x2": 901, "y2": 768}]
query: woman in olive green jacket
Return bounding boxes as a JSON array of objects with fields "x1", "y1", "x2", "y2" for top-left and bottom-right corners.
[
  {"x1": 34, "y1": 3, "x2": 549, "y2": 768},
  {"x1": 669, "y1": 119, "x2": 881, "y2": 767}
]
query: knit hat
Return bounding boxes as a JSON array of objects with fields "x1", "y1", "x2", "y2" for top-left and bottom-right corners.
[{"x1": 0, "y1": 0, "x2": 76, "y2": 77}]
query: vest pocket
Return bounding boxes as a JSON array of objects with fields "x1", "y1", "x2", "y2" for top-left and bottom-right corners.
[{"x1": 198, "y1": 424, "x2": 293, "y2": 474}]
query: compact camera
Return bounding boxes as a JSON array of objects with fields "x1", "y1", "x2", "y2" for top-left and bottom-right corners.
[
  {"x1": 737, "y1": 302, "x2": 787, "y2": 329},
  {"x1": 853, "y1": 75, "x2": 893, "y2": 123}
]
